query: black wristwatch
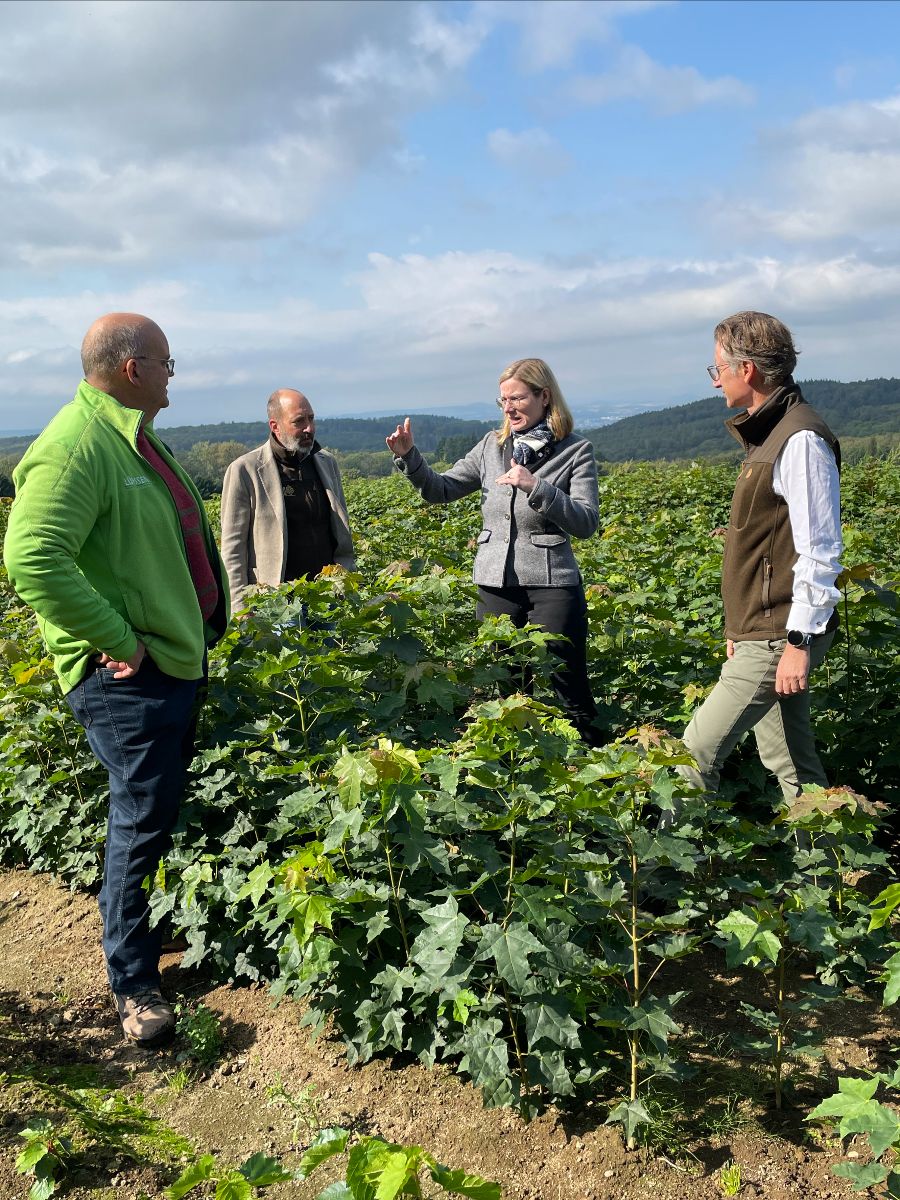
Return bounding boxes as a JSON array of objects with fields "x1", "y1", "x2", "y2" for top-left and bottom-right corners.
[{"x1": 787, "y1": 630, "x2": 814, "y2": 648}]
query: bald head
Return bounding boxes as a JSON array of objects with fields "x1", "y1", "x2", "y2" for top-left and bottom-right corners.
[
  {"x1": 81, "y1": 313, "x2": 164, "y2": 384},
  {"x1": 81, "y1": 312, "x2": 172, "y2": 420},
  {"x1": 266, "y1": 388, "x2": 310, "y2": 423}
]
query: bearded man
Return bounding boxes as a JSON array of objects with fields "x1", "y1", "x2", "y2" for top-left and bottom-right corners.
[{"x1": 220, "y1": 388, "x2": 355, "y2": 610}]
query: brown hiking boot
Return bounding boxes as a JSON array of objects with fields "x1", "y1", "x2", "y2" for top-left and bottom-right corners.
[{"x1": 114, "y1": 990, "x2": 175, "y2": 1046}]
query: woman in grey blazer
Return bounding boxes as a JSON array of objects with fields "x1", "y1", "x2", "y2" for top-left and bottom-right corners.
[{"x1": 386, "y1": 358, "x2": 601, "y2": 744}]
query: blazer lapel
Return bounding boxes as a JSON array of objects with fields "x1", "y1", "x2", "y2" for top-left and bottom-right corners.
[
  {"x1": 258, "y1": 444, "x2": 285, "y2": 521},
  {"x1": 312, "y1": 451, "x2": 336, "y2": 510}
]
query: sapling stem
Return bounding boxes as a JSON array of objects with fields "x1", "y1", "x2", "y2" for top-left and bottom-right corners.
[
  {"x1": 774, "y1": 946, "x2": 786, "y2": 1110},
  {"x1": 501, "y1": 982, "x2": 529, "y2": 1103},
  {"x1": 504, "y1": 821, "x2": 517, "y2": 925},
  {"x1": 842, "y1": 582, "x2": 851, "y2": 706},
  {"x1": 629, "y1": 846, "x2": 641, "y2": 1145},
  {"x1": 58, "y1": 719, "x2": 84, "y2": 803},
  {"x1": 381, "y1": 816, "x2": 409, "y2": 958}
]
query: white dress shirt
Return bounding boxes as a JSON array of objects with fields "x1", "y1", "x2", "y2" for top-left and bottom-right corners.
[{"x1": 772, "y1": 429, "x2": 843, "y2": 635}]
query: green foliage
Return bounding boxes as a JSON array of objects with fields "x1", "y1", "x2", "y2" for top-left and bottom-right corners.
[
  {"x1": 808, "y1": 1066, "x2": 900, "y2": 1196},
  {"x1": 296, "y1": 1126, "x2": 501, "y2": 1200},
  {"x1": 265, "y1": 1074, "x2": 322, "y2": 1139},
  {"x1": 166, "y1": 1151, "x2": 293, "y2": 1198},
  {"x1": 0, "y1": 599, "x2": 107, "y2": 887},
  {"x1": 2, "y1": 459, "x2": 898, "y2": 1140},
  {"x1": 8, "y1": 380, "x2": 892, "y2": 471},
  {"x1": 175, "y1": 1001, "x2": 225, "y2": 1067},
  {"x1": 123, "y1": 413, "x2": 495, "y2": 466},
  {"x1": 164, "y1": 1129, "x2": 500, "y2": 1200},
  {"x1": 0, "y1": 494, "x2": 11, "y2": 544},
  {"x1": 718, "y1": 1160, "x2": 742, "y2": 1197},
  {"x1": 0, "y1": 458, "x2": 18, "y2": 498},
  {"x1": 8, "y1": 1074, "x2": 191, "y2": 1197},
  {"x1": 166, "y1": 1066, "x2": 193, "y2": 1093},
  {"x1": 15, "y1": 1118, "x2": 73, "y2": 1200},
  {"x1": 180, "y1": 441, "x2": 250, "y2": 495},
  {"x1": 333, "y1": 449, "x2": 397, "y2": 479},
  {"x1": 713, "y1": 787, "x2": 888, "y2": 1108}
]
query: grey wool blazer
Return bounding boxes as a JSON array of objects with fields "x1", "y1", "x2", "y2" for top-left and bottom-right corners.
[
  {"x1": 395, "y1": 432, "x2": 599, "y2": 588},
  {"x1": 220, "y1": 442, "x2": 355, "y2": 609}
]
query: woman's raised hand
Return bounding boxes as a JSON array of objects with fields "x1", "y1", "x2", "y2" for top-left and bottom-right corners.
[{"x1": 386, "y1": 417, "x2": 414, "y2": 456}]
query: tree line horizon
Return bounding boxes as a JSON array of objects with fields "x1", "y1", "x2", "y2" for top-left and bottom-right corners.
[{"x1": 1, "y1": 376, "x2": 898, "y2": 497}]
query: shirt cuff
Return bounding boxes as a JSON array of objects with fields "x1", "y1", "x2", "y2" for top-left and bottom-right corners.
[{"x1": 785, "y1": 602, "x2": 835, "y2": 636}]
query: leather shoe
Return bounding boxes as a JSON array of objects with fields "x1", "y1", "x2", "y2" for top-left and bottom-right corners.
[{"x1": 114, "y1": 990, "x2": 175, "y2": 1046}]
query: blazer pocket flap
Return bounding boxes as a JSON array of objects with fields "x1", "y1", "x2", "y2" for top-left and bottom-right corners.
[
  {"x1": 477, "y1": 529, "x2": 492, "y2": 544},
  {"x1": 530, "y1": 532, "x2": 567, "y2": 547}
]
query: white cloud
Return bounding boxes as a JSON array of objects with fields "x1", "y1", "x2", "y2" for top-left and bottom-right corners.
[
  {"x1": 480, "y1": 0, "x2": 668, "y2": 71},
  {"x1": 412, "y1": 4, "x2": 492, "y2": 71},
  {"x1": 732, "y1": 93, "x2": 900, "y2": 243},
  {"x1": 487, "y1": 127, "x2": 572, "y2": 175},
  {"x1": 568, "y1": 44, "x2": 755, "y2": 113},
  {"x1": 0, "y1": 0, "x2": 490, "y2": 267},
  {"x1": 4, "y1": 249, "x2": 900, "y2": 370},
  {"x1": 346, "y1": 247, "x2": 900, "y2": 364},
  {"x1": 787, "y1": 94, "x2": 900, "y2": 150},
  {"x1": 4, "y1": 245, "x2": 900, "y2": 427},
  {"x1": 3, "y1": 5, "x2": 900, "y2": 428}
]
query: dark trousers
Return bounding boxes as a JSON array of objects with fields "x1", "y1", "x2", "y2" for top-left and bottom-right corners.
[
  {"x1": 65, "y1": 657, "x2": 201, "y2": 995},
  {"x1": 476, "y1": 584, "x2": 599, "y2": 740}
]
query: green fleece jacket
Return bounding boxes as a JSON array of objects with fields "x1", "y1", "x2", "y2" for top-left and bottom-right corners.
[{"x1": 3, "y1": 381, "x2": 229, "y2": 692}]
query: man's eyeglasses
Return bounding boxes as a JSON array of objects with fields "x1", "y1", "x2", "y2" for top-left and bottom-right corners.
[
  {"x1": 707, "y1": 363, "x2": 728, "y2": 382},
  {"x1": 135, "y1": 356, "x2": 175, "y2": 377},
  {"x1": 496, "y1": 393, "x2": 534, "y2": 410}
]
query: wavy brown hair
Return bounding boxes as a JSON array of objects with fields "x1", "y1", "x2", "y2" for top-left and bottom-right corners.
[{"x1": 715, "y1": 311, "x2": 798, "y2": 388}]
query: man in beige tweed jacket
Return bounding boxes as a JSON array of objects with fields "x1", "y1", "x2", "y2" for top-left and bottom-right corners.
[{"x1": 221, "y1": 388, "x2": 355, "y2": 610}]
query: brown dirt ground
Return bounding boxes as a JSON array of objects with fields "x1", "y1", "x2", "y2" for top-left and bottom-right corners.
[{"x1": 1, "y1": 867, "x2": 897, "y2": 1200}]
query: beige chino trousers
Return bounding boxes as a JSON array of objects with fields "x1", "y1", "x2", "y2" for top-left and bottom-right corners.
[{"x1": 680, "y1": 633, "x2": 834, "y2": 803}]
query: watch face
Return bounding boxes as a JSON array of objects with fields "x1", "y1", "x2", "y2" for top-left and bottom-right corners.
[{"x1": 787, "y1": 630, "x2": 810, "y2": 647}]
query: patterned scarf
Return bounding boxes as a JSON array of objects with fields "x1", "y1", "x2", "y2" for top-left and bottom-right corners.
[{"x1": 512, "y1": 419, "x2": 555, "y2": 467}]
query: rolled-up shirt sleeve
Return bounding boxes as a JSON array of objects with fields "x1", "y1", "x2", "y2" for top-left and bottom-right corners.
[{"x1": 772, "y1": 430, "x2": 843, "y2": 635}]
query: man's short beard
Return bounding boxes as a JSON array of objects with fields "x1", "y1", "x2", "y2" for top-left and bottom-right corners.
[{"x1": 280, "y1": 433, "x2": 312, "y2": 460}]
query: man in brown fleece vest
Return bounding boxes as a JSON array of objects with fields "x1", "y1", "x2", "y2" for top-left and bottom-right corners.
[{"x1": 679, "y1": 311, "x2": 842, "y2": 807}]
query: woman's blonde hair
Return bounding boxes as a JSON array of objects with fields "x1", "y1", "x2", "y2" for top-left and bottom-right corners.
[{"x1": 496, "y1": 358, "x2": 574, "y2": 443}]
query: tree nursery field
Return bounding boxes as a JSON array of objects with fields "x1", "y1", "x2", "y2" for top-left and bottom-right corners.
[{"x1": 1, "y1": 457, "x2": 899, "y2": 1200}]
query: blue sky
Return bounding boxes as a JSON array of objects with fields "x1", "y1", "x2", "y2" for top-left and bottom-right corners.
[{"x1": 2, "y1": 0, "x2": 900, "y2": 431}]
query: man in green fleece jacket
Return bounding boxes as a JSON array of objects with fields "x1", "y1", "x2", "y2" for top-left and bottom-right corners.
[{"x1": 4, "y1": 313, "x2": 229, "y2": 1045}]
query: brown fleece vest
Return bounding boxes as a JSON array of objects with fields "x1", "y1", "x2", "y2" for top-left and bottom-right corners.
[{"x1": 721, "y1": 384, "x2": 840, "y2": 641}]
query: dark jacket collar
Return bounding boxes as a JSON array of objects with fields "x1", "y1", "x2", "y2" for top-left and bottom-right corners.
[{"x1": 724, "y1": 380, "x2": 807, "y2": 452}]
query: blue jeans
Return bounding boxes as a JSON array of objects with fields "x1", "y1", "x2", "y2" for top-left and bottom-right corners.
[{"x1": 66, "y1": 657, "x2": 201, "y2": 995}]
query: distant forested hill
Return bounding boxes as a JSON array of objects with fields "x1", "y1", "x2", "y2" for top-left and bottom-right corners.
[
  {"x1": 142, "y1": 415, "x2": 496, "y2": 456},
  {"x1": 0, "y1": 414, "x2": 500, "y2": 494},
  {"x1": 583, "y1": 378, "x2": 900, "y2": 461},
  {"x1": 0, "y1": 414, "x2": 495, "y2": 458},
  {"x1": 3, "y1": 381, "x2": 898, "y2": 471}
]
